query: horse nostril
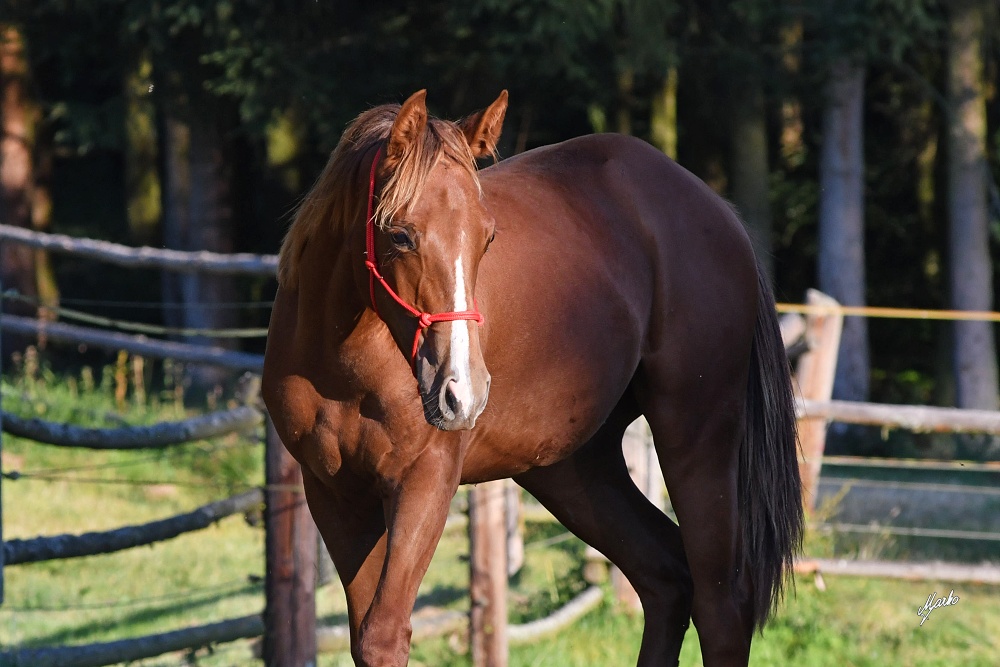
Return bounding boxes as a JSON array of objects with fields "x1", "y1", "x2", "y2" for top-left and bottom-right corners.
[
  {"x1": 439, "y1": 378, "x2": 459, "y2": 421},
  {"x1": 444, "y1": 379, "x2": 460, "y2": 415}
]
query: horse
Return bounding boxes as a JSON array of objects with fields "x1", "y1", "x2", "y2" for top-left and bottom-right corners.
[{"x1": 262, "y1": 89, "x2": 803, "y2": 667}]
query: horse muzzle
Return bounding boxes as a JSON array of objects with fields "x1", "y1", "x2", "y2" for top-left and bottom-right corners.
[{"x1": 422, "y1": 371, "x2": 490, "y2": 431}]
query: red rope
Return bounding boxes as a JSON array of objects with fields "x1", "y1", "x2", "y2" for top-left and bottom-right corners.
[{"x1": 364, "y1": 146, "x2": 484, "y2": 372}]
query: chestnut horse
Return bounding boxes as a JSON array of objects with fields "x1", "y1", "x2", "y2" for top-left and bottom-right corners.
[{"x1": 262, "y1": 90, "x2": 802, "y2": 667}]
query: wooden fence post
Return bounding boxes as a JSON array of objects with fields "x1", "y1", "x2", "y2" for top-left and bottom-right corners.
[
  {"x1": 264, "y1": 415, "x2": 317, "y2": 667},
  {"x1": 316, "y1": 536, "x2": 335, "y2": 588},
  {"x1": 611, "y1": 417, "x2": 662, "y2": 611},
  {"x1": 1, "y1": 269, "x2": 4, "y2": 604},
  {"x1": 505, "y1": 480, "x2": 524, "y2": 577},
  {"x1": 795, "y1": 289, "x2": 843, "y2": 513},
  {"x1": 584, "y1": 418, "x2": 664, "y2": 606},
  {"x1": 468, "y1": 480, "x2": 508, "y2": 667}
]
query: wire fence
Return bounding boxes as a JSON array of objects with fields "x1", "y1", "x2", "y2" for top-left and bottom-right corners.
[
  {"x1": 2, "y1": 291, "x2": 268, "y2": 339},
  {"x1": 0, "y1": 225, "x2": 289, "y2": 665}
]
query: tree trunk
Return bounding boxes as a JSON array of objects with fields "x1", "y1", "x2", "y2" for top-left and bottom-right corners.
[
  {"x1": 729, "y1": 69, "x2": 773, "y2": 277},
  {"x1": 915, "y1": 101, "x2": 955, "y2": 410},
  {"x1": 650, "y1": 67, "x2": 677, "y2": 159},
  {"x1": 615, "y1": 68, "x2": 633, "y2": 136},
  {"x1": 818, "y1": 59, "x2": 870, "y2": 403},
  {"x1": 946, "y1": 0, "x2": 997, "y2": 410},
  {"x1": 125, "y1": 50, "x2": 161, "y2": 246},
  {"x1": 159, "y1": 103, "x2": 236, "y2": 390},
  {"x1": 0, "y1": 25, "x2": 38, "y2": 331},
  {"x1": 160, "y1": 110, "x2": 190, "y2": 333},
  {"x1": 29, "y1": 118, "x2": 57, "y2": 347},
  {"x1": 185, "y1": 112, "x2": 236, "y2": 338},
  {"x1": 779, "y1": 16, "x2": 805, "y2": 168}
]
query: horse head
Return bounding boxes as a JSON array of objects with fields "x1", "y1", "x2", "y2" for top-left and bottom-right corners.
[{"x1": 366, "y1": 89, "x2": 508, "y2": 431}]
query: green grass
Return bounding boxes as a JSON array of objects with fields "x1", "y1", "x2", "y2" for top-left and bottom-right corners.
[
  {"x1": 405, "y1": 575, "x2": 1000, "y2": 667},
  {"x1": 3, "y1": 361, "x2": 1000, "y2": 665}
]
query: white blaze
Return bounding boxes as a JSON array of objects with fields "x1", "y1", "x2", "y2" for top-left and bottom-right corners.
[{"x1": 450, "y1": 254, "x2": 474, "y2": 412}]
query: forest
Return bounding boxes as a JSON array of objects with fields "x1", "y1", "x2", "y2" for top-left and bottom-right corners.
[{"x1": 2, "y1": 0, "x2": 1000, "y2": 456}]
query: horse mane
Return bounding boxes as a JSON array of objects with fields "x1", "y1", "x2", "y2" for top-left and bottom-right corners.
[{"x1": 278, "y1": 104, "x2": 480, "y2": 287}]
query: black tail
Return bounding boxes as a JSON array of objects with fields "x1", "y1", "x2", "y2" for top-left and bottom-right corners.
[{"x1": 740, "y1": 265, "x2": 803, "y2": 632}]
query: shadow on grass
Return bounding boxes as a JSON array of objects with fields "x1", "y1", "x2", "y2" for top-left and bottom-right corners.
[
  {"x1": 317, "y1": 584, "x2": 469, "y2": 629},
  {"x1": 10, "y1": 583, "x2": 263, "y2": 649}
]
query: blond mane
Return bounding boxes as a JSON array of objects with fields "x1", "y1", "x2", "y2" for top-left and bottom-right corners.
[{"x1": 278, "y1": 104, "x2": 480, "y2": 287}]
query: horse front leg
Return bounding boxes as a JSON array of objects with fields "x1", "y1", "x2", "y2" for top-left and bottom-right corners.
[
  {"x1": 301, "y1": 466, "x2": 387, "y2": 652},
  {"x1": 353, "y1": 447, "x2": 462, "y2": 667}
]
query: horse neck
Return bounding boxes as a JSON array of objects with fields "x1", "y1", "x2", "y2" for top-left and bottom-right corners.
[{"x1": 297, "y1": 219, "x2": 369, "y2": 348}]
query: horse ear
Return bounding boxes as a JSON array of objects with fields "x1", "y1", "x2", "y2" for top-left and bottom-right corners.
[
  {"x1": 388, "y1": 89, "x2": 428, "y2": 161},
  {"x1": 460, "y1": 90, "x2": 508, "y2": 159}
]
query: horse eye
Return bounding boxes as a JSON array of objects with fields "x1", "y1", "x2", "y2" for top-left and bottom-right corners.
[
  {"x1": 389, "y1": 229, "x2": 414, "y2": 250},
  {"x1": 485, "y1": 231, "x2": 496, "y2": 251}
]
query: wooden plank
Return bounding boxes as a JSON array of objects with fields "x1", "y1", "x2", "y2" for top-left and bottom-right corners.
[
  {"x1": 799, "y1": 398, "x2": 1000, "y2": 435},
  {"x1": 1, "y1": 313, "x2": 264, "y2": 371},
  {"x1": 1, "y1": 405, "x2": 262, "y2": 449},
  {"x1": 0, "y1": 223, "x2": 278, "y2": 275},
  {"x1": 0, "y1": 614, "x2": 264, "y2": 667},
  {"x1": 794, "y1": 558, "x2": 1000, "y2": 584},
  {"x1": 813, "y1": 522, "x2": 1000, "y2": 542},
  {"x1": 468, "y1": 480, "x2": 508, "y2": 667},
  {"x1": 779, "y1": 312, "x2": 806, "y2": 348},
  {"x1": 263, "y1": 416, "x2": 317, "y2": 667},
  {"x1": 794, "y1": 289, "x2": 844, "y2": 512},
  {"x1": 3, "y1": 490, "x2": 263, "y2": 565}
]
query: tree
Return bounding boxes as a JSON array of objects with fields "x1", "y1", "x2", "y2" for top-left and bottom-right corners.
[
  {"x1": 811, "y1": 0, "x2": 944, "y2": 405},
  {"x1": 0, "y1": 22, "x2": 58, "y2": 350},
  {"x1": 817, "y1": 57, "x2": 870, "y2": 403},
  {"x1": 0, "y1": 25, "x2": 38, "y2": 310},
  {"x1": 146, "y1": 6, "x2": 243, "y2": 388},
  {"x1": 725, "y1": 1, "x2": 778, "y2": 278},
  {"x1": 730, "y1": 68, "x2": 774, "y2": 277},
  {"x1": 124, "y1": 49, "x2": 160, "y2": 246},
  {"x1": 619, "y1": 0, "x2": 682, "y2": 158},
  {"x1": 946, "y1": 0, "x2": 997, "y2": 410}
]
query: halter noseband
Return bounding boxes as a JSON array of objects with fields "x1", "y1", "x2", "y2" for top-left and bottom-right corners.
[{"x1": 363, "y1": 145, "x2": 485, "y2": 372}]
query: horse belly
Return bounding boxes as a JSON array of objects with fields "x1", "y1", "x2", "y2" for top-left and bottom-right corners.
[
  {"x1": 463, "y1": 141, "x2": 672, "y2": 480},
  {"x1": 461, "y1": 320, "x2": 639, "y2": 483}
]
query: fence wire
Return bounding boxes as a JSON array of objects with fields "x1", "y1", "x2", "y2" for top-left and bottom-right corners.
[{"x1": 2, "y1": 291, "x2": 268, "y2": 339}]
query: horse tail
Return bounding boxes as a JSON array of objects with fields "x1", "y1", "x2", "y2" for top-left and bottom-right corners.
[{"x1": 740, "y1": 263, "x2": 803, "y2": 632}]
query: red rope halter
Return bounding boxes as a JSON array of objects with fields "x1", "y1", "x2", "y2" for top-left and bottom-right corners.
[{"x1": 364, "y1": 146, "x2": 484, "y2": 371}]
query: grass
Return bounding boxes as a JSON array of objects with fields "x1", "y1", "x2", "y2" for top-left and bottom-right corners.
[{"x1": 2, "y1": 357, "x2": 1000, "y2": 665}]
